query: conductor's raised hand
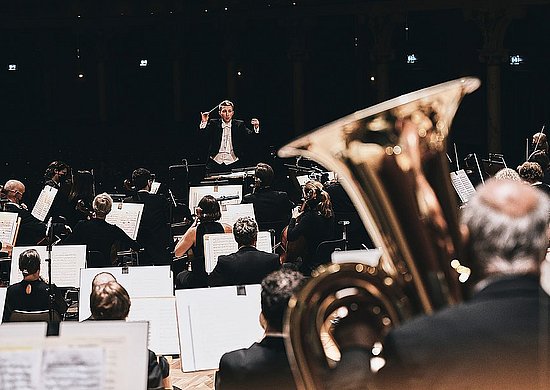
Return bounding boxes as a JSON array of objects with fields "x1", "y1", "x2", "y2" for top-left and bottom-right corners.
[
  {"x1": 201, "y1": 112, "x2": 210, "y2": 123},
  {"x1": 251, "y1": 118, "x2": 260, "y2": 131}
]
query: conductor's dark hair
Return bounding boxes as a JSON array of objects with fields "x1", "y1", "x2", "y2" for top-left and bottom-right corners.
[
  {"x1": 261, "y1": 268, "x2": 305, "y2": 331},
  {"x1": 197, "y1": 195, "x2": 222, "y2": 222},
  {"x1": 90, "y1": 281, "x2": 131, "y2": 320},
  {"x1": 132, "y1": 168, "x2": 152, "y2": 190},
  {"x1": 255, "y1": 163, "x2": 274, "y2": 187},
  {"x1": 19, "y1": 249, "x2": 41, "y2": 276}
]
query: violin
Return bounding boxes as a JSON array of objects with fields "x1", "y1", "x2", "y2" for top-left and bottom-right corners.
[{"x1": 75, "y1": 199, "x2": 94, "y2": 220}]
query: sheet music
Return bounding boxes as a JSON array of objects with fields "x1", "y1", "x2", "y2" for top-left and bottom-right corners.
[
  {"x1": 219, "y1": 203, "x2": 256, "y2": 227},
  {"x1": 176, "y1": 285, "x2": 264, "y2": 371},
  {"x1": 188, "y1": 185, "x2": 242, "y2": 211},
  {"x1": 105, "y1": 202, "x2": 144, "y2": 240},
  {"x1": 42, "y1": 345, "x2": 105, "y2": 389},
  {"x1": 10, "y1": 245, "x2": 86, "y2": 287},
  {"x1": 150, "y1": 181, "x2": 161, "y2": 194},
  {"x1": 0, "y1": 347, "x2": 42, "y2": 389},
  {"x1": 450, "y1": 169, "x2": 476, "y2": 204},
  {"x1": 78, "y1": 266, "x2": 173, "y2": 321},
  {"x1": 204, "y1": 231, "x2": 272, "y2": 273},
  {"x1": 0, "y1": 288, "x2": 6, "y2": 324},
  {"x1": 60, "y1": 321, "x2": 149, "y2": 390},
  {"x1": 0, "y1": 211, "x2": 19, "y2": 245},
  {"x1": 127, "y1": 297, "x2": 179, "y2": 355},
  {"x1": 31, "y1": 185, "x2": 58, "y2": 222}
]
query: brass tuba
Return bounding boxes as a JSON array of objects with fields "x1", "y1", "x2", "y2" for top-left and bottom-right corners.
[{"x1": 279, "y1": 77, "x2": 481, "y2": 390}]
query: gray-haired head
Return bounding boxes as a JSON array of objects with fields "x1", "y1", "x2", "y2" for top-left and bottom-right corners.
[
  {"x1": 93, "y1": 192, "x2": 113, "y2": 218},
  {"x1": 233, "y1": 216, "x2": 258, "y2": 247},
  {"x1": 460, "y1": 178, "x2": 549, "y2": 277}
]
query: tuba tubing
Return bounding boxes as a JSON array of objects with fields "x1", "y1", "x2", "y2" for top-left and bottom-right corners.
[{"x1": 279, "y1": 77, "x2": 481, "y2": 390}]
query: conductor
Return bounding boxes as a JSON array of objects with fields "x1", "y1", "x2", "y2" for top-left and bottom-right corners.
[{"x1": 200, "y1": 100, "x2": 260, "y2": 174}]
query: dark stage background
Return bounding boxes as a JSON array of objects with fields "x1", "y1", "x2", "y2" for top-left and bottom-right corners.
[{"x1": 0, "y1": 1, "x2": 548, "y2": 204}]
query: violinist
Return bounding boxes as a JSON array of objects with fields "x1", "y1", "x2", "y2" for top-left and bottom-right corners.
[
  {"x1": 63, "y1": 193, "x2": 142, "y2": 267},
  {"x1": 66, "y1": 170, "x2": 95, "y2": 228},
  {"x1": 2, "y1": 248, "x2": 67, "y2": 322},
  {"x1": 284, "y1": 180, "x2": 335, "y2": 276},
  {"x1": 43, "y1": 160, "x2": 73, "y2": 224},
  {"x1": 123, "y1": 168, "x2": 172, "y2": 266},
  {"x1": 174, "y1": 195, "x2": 232, "y2": 289}
]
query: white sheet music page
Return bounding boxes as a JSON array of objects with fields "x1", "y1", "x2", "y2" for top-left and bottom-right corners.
[
  {"x1": 105, "y1": 202, "x2": 144, "y2": 240},
  {"x1": 0, "y1": 211, "x2": 19, "y2": 245},
  {"x1": 219, "y1": 203, "x2": 256, "y2": 227},
  {"x1": 175, "y1": 285, "x2": 264, "y2": 372},
  {"x1": 450, "y1": 169, "x2": 476, "y2": 204},
  {"x1": 31, "y1": 185, "x2": 58, "y2": 222},
  {"x1": 0, "y1": 288, "x2": 6, "y2": 324},
  {"x1": 9, "y1": 245, "x2": 85, "y2": 287},
  {"x1": 127, "y1": 297, "x2": 179, "y2": 355},
  {"x1": 188, "y1": 185, "x2": 242, "y2": 211},
  {"x1": 150, "y1": 181, "x2": 161, "y2": 194}
]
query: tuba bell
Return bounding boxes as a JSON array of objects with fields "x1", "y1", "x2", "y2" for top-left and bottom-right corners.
[{"x1": 279, "y1": 77, "x2": 481, "y2": 390}]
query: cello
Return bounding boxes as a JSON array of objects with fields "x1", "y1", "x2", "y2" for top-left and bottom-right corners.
[{"x1": 278, "y1": 200, "x2": 308, "y2": 265}]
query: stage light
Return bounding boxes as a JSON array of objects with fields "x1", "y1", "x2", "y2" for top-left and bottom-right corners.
[
  {"x1": 510, "y1": 55, "x2": 524, "y2": 66},
  {"x1": 78, "y1": 73, "x2": 84, "y2": 78},
  {"x1": 8, "y1": 64, "x2": 17, "y2": 71},
  {"x1": 140, "y1": 59, "x2": 148, "y2": 67},
  {"x1": 204, "y1": 9, "x2": 208, "y2": 13},
  {"x1": 370, "y1": 76, "x2": 375, "y2": 81},
  {"x1": 237, "y1": 71, "x2": 242, "y2": 76},
  {"x1": 224, "y1": 7, "x2": 228, "y2": 11},
  {"x1": 406, "y1": 54, "x2": 417, "y2": 64}
]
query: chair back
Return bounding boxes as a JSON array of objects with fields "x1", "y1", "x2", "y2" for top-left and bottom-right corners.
[
  {"x1": 9, "y1": 309, "x2": 61, "y2": 323},
  {"x1": 315, "y1": 238, "x2": 346, "y2": 266}
]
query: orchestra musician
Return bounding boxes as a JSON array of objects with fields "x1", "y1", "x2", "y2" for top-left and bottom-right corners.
[
  {"x1": 241, "y1": 162, "x2": 294, "y2": 239},
  {"x1": 3, "y1": 179, "x2": 70, "y2": 246},
  {"x1": 282, "y1": 180, "x2": 335, "y2": 275},
  {"x1": 66, "y1": 170, "x2": 95, "y2": 228},
  {"x1": 199, "y1": 100, "x2": 260, "y2": 174},
  {"x1": 174, "y1": 195, "x2": 232, "y2": 289},
  {"x1": 43, "y1": 160, "x2": 73, "y2": 223},
  {"x1": 123, "y1": 168, "x2": 172, "y2": 266}
]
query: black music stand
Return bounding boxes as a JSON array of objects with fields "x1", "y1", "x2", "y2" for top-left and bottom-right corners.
[{"x1": 482, "y1": 153, "x2": 507, "y2": 177}]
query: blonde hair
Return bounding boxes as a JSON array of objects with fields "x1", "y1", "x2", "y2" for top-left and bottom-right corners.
[{"x1": 93, "y1": 192, "x2": 113, "y2": 218}]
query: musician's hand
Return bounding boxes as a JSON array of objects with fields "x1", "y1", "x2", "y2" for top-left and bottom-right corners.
[
  {"x1": 201, "y1": 112, "x2": 209, "y2": 122},
  {"x1": 251, "y1": 118, "x2": 260, "y2": 131},
  {"x1": 1, "y1": 242, "x2": 13, "y2": 256},
  {"x1": 291, "y1": 206, "x2": 302, "y2": 219}
]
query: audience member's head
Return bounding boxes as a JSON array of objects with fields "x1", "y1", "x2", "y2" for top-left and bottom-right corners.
[
  {"x1": 90, "y1": 281, "x2": 131, "y2": 320},
  {"x1": 233, "y1": 216, "x2": 258, "y2": 247},
  {"x1": 132, "y1": 168, "x2": 152, "y2": 190},
  {"x1": 255, "y1": 163, "x2": 274, "y2": 187},
  {"x1": 261, "y1": 268, "x2": 306, "y2": 332},
  {"x1": 197, "y1": 195, "x2": 222, "y2": 222},
  {"x1": 93, "y1": 192, "x2": 113, "y2": 219},
  {"x1": 460, "y1": 178, "x2": 549, "y2": 278},
  {"x1": 517, "y1": 161, "x2": 544, "y2": 184},
  {"x1": 494, "y1": 167, "x2": 521, "y2": 182},
  {"x1": 91, "y1": 272, "x2": 117, "y2": 288},
  {"x1": 19, "y1": 248, "x2": 41, "y2": 278}
]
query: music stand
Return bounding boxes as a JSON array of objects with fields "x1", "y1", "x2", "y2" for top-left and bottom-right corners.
[{"x1": 481, "y1": 153, "x2": 507, "y2": 177}]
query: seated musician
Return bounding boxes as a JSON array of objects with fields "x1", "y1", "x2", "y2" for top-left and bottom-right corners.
[
  {"x1": 284, "y1": 180, "x2": 335, "y2": 275},
  {"x1": 2, "y1": 248, "x2": 67, "y2": 322},
  {"x1": 174, "y1": 195, "x2": 232, "y2": 289},
  {"x1": 63, "y1": 193, "x2": 142, "y2": 267},
  {"x1": 123, "y1": 168, "x2": 172, "y2": 266},
  {"x1": 208, "y1": 216, "x2": 280, "y2": 287},
  {"x1": 3, "y1": 179, "x2": 71, "y2": 246},
  {"x1": 241, "y1": 162, "x2": 294, "y2": 239},
  {"x1": 517, "y1": 161, "x2": 550, "y2": 196}
]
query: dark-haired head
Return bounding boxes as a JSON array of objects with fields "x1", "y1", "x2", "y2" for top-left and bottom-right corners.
[
  {"x1": 197, "y1": 195, "x2": 222, "y2": 222},
  {"x1": 132, "y1": 168, "x2": 152, "y2": 190},
  {"x1": 90, "y1": 281, "x2": 131, "y2": 320},
  {"x1": 255, "y1": 163, "x2": 274, "y2": 188},
  {"x1": 19, "y1": 249, "x2": 41, "y2": 277},
  {"x1": 261, "y1": 268, "x2": 305, "y2": 332}
]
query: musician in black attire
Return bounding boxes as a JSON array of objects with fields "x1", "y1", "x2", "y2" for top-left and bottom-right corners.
[
  {"x1": 2, "y1": 249, "x2": 67, "y2": 322},
  {"x1": 123, "y1": 168, "x2": 171, "y2": 266},
  {"x1": 241, "y1": 163, "x2": 294, "y2": 239},
  {"x1": 199, "y1": 100, "x2": 260, "y2": 173},
  {"x1": 3, "y1": 179, "x2": 70, "y2": 246},
  {"x1": 43, "y1": 160, "x2": 73, "y2": 223},
  {"x1": 63, "y1": 193, "x2": 142, "y2": 267}
]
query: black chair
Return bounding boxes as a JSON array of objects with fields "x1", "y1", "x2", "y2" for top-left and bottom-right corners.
[
  {"x1": 86, "y1": 250, "x2": 110, "y2": 268},
  {"x1": 315, "y1": 238, "x2": 347, "y2": 266},
  {"x1": 9, "y1": 309, "x2": 61, "y2": 323}
]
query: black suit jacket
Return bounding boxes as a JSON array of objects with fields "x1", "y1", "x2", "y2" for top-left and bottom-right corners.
[
  {"x1": 336, "y1": 275, "x2": 550, "y2": 389},
  {"x1": 242, "y1": 188, "x2": 294, "y2": 236},
  {"x1": 4, "y1": 202, "x2": 65, "y2": 246},
  {"x1": 216, "y1": 336, "x2": 297, "y2": 390},
  {"x1": 200, "y1": 118, "x2": 258, "y2": 165},
  {"x1": 124, "y1": 191, "x2": 171, "y2": 265},
  {"x1": 208, "y1": 246, "x2": 280, "y2": 287}
]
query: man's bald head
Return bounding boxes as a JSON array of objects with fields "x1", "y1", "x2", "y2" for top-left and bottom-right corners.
[
  {"x1": 3, "y1": 180, "x2": 25, "y2": 203},
  {"x1": 461, "y1": 178, "x2": 549, "y2": 277}
]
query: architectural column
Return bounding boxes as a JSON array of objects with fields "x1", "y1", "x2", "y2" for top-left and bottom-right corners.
[{"x1": 467, "y1": 6, "x2": 524, "y2": 153}]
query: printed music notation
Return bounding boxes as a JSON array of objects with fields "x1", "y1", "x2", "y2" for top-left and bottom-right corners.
[
  {"x1": 31, "y1": 185, "x2": 58, "y2": 222},
  {"x1": 0, "y1": 211, "x2": 19, "y2": 245},
  {"x1": 450, "y1": 169, "x2": 476, "y2": 204}
]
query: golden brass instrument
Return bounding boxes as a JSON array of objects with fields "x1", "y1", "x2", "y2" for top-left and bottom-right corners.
[{"x1": 279, "y1": 77, "x2": 481, "y2": 390}]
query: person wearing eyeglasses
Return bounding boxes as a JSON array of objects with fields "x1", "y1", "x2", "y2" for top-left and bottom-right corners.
[{"x1": 199, "y1": 100, "x2": 260, "y2": 174}]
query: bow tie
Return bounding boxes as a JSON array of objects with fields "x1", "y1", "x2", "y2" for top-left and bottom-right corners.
[{"x1": 222, "y1": 122, "x2": 231, "y2": 130}]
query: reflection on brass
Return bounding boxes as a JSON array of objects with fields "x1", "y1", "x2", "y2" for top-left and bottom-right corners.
[{"x1": 280, "y1": 77, "x2": 480, "y2": 390}]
